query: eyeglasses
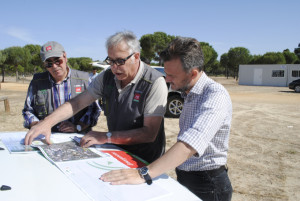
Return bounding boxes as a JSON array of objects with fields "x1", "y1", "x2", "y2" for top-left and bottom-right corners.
[
  {"x1": 44, "y1": 58, "x2": 63, "y2": 68},
  {"x1": 105, "y1": 53, "x2": 135, "y2": 66}
]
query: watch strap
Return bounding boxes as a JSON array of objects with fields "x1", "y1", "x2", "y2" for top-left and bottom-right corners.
[
  {"x1": 139, "y1": 167, "x2": 152, "y2": 185},
  {"x1": 143, "y1": 173, "x2": 152, "y2": 185}
]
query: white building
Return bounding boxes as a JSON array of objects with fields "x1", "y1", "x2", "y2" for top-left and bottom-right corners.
[{"x1": 239, "y1": 64, "x2": 300, "y2": 87}]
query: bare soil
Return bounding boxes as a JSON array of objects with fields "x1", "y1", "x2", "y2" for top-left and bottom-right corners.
[{"x1": 0, "y1": 76, "x2": 299, "y2": 201}]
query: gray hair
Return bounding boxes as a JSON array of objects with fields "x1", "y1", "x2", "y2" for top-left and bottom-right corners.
[
  {"x1": 106, "y1": 31, "x2": 141, "y2": 54},
  {"x1": 160, "y1": 37, "x2": 204, "y2": 72}
]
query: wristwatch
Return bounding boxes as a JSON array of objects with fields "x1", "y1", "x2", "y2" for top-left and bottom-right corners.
[
  {"x1": 138, "y1": 166, "x2": 152, "y2": 185},
  {"x1": 76, "y1": 125, "x2": 82, "y2": 132},
  {"x1": 106, "y1": 132, "x2": 112, "y2": 143}
]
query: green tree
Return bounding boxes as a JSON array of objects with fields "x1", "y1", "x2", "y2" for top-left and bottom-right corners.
[
  {"x1": 249, "y1": 54, "x2": 263, "y2": 64},
  {"x1": 17, "y1": 64, "x2": 24, "y2": 74},
  {"x1": 260, "y1": 52, "x2": 286, "y2": 64},
  {"x1": 4, "y1": 46, "x2": 31, "y2": 81},
  {"x1": 200, "y1": 42, "x2": 218, "y2": 73},
  {"x1": 24, "y1": 44, "x2": 43, "y2": 73},
  {"x1": 72, "y1": 62, "x2": 80, "y2": 70},
  {"x1": 68, "y1": 57, "x2": 93, "y2": 72},
  {"x1": 209, "y1": 60, "x2": 224, "y2": 75},
  {"x1": 140, "y1": 32, "x2": 175, "y2": 65},
  {"x1": 78, "y1": 57, "x2": 93, "y2": 72},
  {"x1": 0, "y1": 50, "x2": 7, "y2": 82},
  {"x1": 140, "y1": 34, "x2": 155, "y2": 63},
  {"x1": 67, "y1": 57, "x2": 77, "y2": 69},
  {"x1": 283, "y1": 49, "x2": 297, "y2": 64},
  {"x1": 220, "y1": 53, "x2": 230, "y2": 78},
  {"x1": 294, "y1": 43, "x2": 300, "y2": 59},
  {"x1": 228, "y1": 47, "x2": 251, "y2": 80}
]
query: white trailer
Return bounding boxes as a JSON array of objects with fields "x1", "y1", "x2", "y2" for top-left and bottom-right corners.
[{"x1": 239, "y1": 64, "x2": 300, "y2": 87}]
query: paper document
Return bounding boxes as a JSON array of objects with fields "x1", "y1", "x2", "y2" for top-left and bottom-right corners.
[
  {"x1": 0, "y1": 132, "x2": 83, "y2": 154},
  {"x1": 57, "y1": 157, "x2": 170, "y2": 201},
  {"x1": 72, "y1": 136, "x2": 148, "y2": 167},
  {"x1": 0, "y1": 132, "x2": 44, "y2": 153},
  {"x1": 37, "y1": 136, "x2": 170, "y2": 200}
]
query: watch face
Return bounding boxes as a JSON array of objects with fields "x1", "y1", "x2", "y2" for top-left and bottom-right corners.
[
  {"x1": 139, "y1": 167, "x2": 152, "y2": 185},
  {"x1": 140, "y1": 167, "x2": 148, "y2": 175},
  {"x1": 76, "y1": 125, "x2": 82, "y2": 131}
]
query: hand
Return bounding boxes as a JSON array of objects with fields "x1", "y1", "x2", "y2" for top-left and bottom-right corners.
[
  {"x1": 100, "y1": 168, "x2": 145, "y2": 185},
  {"x1": 58, "y1": 121, "x2": 76, "y2": 133},
  {"x1": 24, "y1": 120, "x2": 52, "y2": 145},
  {"x1": 80, "y1": 131, "x2": 107, "y2": 148},
  {"x1": 29, "y1": 121, "x2": 39, "y2": 129}
]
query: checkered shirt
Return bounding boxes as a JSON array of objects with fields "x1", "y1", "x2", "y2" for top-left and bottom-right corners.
[
  {"x1": 177, "y1": 73, "x2": 232, "y2": 171},
  {"x1": 23, "y1": 68, "x2": 100, "y2": 128}
]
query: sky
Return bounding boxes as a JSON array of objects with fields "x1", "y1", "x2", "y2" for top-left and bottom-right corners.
[{"x1": 0, "y1": 0, "x2": 299, "y2": 61}]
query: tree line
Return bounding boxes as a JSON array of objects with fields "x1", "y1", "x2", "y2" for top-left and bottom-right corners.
[
  {"x1": 140, "y1": 32, "x2": 300, "y2": 80},
  {"x1": 0, "y1": 44, "x2": 94, "y2": 82},
  {"x1": 1, "y1": 32, "x2": 299, "y2": 82}
]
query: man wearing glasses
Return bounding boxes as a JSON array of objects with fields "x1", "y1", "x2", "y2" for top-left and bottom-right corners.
[
  {"x1": 22, "y1": 41, "x2": 101, "y2": 134},
  {"x1": 24, "y1": 32, "x2": 168, "y2": 164},
  {"x1": 101, "y1": 37, "x2": 233, "y2": 201}
]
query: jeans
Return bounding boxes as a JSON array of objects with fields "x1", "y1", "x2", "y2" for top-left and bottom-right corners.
[{"x1": 176, "y1": 167, "x2": 233, "y2": 201}]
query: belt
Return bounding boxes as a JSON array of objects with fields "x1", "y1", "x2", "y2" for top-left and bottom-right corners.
[{"x1": 177, "y1": 165, "x2": 227, "y2": 178}]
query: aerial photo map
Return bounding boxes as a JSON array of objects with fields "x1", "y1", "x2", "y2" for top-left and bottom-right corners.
[{"x1": 37, "y1": 141, "x2": 101, "y2": 162}]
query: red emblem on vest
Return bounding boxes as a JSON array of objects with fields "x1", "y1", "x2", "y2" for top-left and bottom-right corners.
[
  {"x1": 75, "y1": 87, "x2": 82, "y2": 93},
  {"x1": 46, "y1": 46, "x2": 52, "y2": 51},
  {"x1": 133, "y1": 93, "x2": 141, "y2": 102}
]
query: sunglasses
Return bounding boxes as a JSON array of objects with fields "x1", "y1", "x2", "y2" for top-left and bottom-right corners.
[
  {"x1": 44, "y1": 58, "x2": 63, "y2": 68},
  {"x1": 105, "y1": 53, "x2": 135, "y2": 66}
]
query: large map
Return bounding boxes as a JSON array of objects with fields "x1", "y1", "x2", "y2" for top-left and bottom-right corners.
[{"x1": 37, "y1": 141, "x2": 101, "y2": 162}]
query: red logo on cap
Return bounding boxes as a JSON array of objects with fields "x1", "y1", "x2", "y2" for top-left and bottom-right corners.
[{"x1": 46, "y1": 46, "x2": 52, "y2": 51}]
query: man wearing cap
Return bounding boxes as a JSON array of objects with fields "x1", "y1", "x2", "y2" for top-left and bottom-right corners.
[
  {"x1": 22, "y1": 41, "x2": 101, "y2": 133},
  {"x1": 24, "y1": 32, "x2": 168, "y2": 164}
]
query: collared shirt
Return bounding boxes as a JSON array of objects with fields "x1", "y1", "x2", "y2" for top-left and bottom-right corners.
[
  {"x1": 89, "y1": 72, "x2": 99, "y2": 81},
  {"x1": 177, "y1": 73, "x2": 232, "y2": 171},
  {"x1": 23, "y1": 68, "x2": 101, "y2": 128},
  {"x1": 88, "y1": 62, "x2": 168, "y2": 117},
  {"x1": 114, "y1": 62, "x2": 145, "y2": 100}
]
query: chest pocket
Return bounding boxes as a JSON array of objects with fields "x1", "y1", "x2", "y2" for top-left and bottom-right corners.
[{"x1": 35, "y1": 90, "x2": 48, "y2": 119}]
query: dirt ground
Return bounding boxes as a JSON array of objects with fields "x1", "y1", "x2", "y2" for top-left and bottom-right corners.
[{"x1": 0, "y1": 76, "x2": 299, "y2": 201}]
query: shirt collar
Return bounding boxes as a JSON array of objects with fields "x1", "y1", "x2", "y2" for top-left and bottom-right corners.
[
  {"x1": 131, "y1": 61, "x2": 144, "y2": 84},
  {"x1": 182, "y1": 72, "x2": 207, "y2": 98},
  {"x1": 48, "y1": 66, "x2": 71, "y2": 84},
  {"x1": 115, "y1": 61, "x2": 144, "y2": 86}
]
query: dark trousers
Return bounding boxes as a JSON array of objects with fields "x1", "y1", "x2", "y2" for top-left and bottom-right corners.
[{"x1": 176, "y1": 166, "x2": 233, "y2": 201}]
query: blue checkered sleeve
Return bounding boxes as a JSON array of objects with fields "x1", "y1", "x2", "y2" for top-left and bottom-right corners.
[
  {"x1": 79, "y1": 101, "x2": 101, "y2": 127},
  {"x1": 78, "y1": 77, "x2": 101, "y2": 126},
  {"x1": 22, "y1": 84, "x2": 40, "y2": 128}
]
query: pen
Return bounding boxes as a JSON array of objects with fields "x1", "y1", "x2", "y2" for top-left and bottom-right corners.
[{"x1": 1, "y1": 185, "x2": 11, "y2": 191}]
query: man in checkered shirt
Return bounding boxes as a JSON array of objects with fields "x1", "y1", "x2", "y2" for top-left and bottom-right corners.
[{"x1": 101, "y1": 37, "x2": 233, "y2": 200}]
